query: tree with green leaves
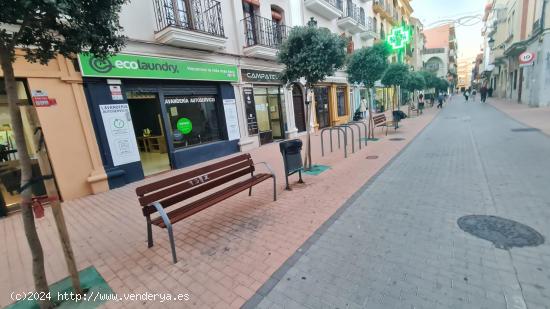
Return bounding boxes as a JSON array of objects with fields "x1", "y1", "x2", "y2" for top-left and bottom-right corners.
[
  {"x1": 437, "y1": 78, "x2": 450, "y2": 93},
  {"x1": 381, "y1": 63, "x2": 410, "y2": 111},
  {"x1": 403, "y1": 71, "x2": 426, "y2": 113},
  {"x1": 278, "y1": 18, "x2": 346, "y2": 169},
  {"x1": 346, "y1": 43, "x2": 390, "y2": 138},
  {"x1": 419, "y1": 71, "x2": 439, "y2": 91},
  {"x1": 0, "y1": 1, "x2": 125, "y2": 307}
]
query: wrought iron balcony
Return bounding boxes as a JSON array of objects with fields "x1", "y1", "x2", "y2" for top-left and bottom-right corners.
[
  {"x1": 373, "y1": 0, "x2": 394, "y2": 22},
  {"x1": 242, "y1": 15, "x2": 291, "y2": 60},
  {"x1": 360, "y1": 16, "x2": 380, "y2": 39},
  {"x1": 337, "y1": 1, "x2": 365, "y2": 33},
  {"x1": 153, "y1": 0, "x2": 227, "y2": 50},
  {"x1": 423, "y1": 48, "x2": 446, "y2": 54}
]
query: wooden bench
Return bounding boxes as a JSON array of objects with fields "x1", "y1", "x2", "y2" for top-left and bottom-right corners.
[
  {"x1": 408, "y1": 104, "x2": 419, "y2": 117},
  {"x1": 373, "y1": 113, "x2": 394, "y2": 136},
  {"x1": 135, "y1": 153, "x2": 276, "y2": 263}
]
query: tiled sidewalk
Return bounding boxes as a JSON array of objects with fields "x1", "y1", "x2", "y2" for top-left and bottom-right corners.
[
  {"x1": 488, "y1": 97, "x2": 550, "y2": 136},
  {"x1": 0, "y1": 106, "x2": 439, "y2": 308}
]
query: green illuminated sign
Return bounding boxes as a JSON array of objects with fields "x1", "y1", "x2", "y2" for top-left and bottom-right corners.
[
  {"x1": 78, "y1": 53, "x2": 238, "y2": 82},
  {"x1": 177, "y1": 118, "x2": 193, "y2": 135},
  {"x1": 387, "y1": 26, "x2": 411, "y2": 50}
]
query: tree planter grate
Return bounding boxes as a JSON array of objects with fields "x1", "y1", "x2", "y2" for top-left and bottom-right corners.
[{"x1": 457, "y1": 215, "x2": 544, "y2": 249}]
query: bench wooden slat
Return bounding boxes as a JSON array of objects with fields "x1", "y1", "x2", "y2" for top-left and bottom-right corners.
[
  {"x1": 142, "y1": 167, "x2": 253, "y2": 216},
  {"x1": 136, "y1": 153, "x2": 251, "y2": 196},
  {"x1": 373, "y1": 114, "x2": 387, "y2": 126},
  {"x1": 138, "y1": 160, "x2": 253, "y2": 207},
  {"x1": 151, "y1": 173, "x2": 273, "y2": 228}
]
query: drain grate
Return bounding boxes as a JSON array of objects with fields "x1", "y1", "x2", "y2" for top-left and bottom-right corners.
[
  {"x1": 389, "y1": 138, "x2": 405, "y2": 141},
  {"x1": 511, "y1": 128, "x2": 540, "y2": 132},
  {"x1": 366, "y1": 155, "x2": 379, "y2": 160},
  {"x1": 457, "y1": 215, "x2": 544, "y2": 249}
]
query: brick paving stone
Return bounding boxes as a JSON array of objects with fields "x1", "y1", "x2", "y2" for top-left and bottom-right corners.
[
  {"x1": 248, "y1": 98, "x2": 550, "y2": 309},
  {"x1": 0, "y1": 107, "x2": 437, "y2": 308}
]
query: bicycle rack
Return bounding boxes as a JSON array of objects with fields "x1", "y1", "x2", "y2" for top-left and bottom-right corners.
[
  {"x1": 335, "y1": 125, "x2": 355, "y2": 154},
  {"x1": 348, "y1": 121, "x2": 368, "y2": 147},
  {"x1": 320, "y1": 127, "x2": 347, "y2": 158}
]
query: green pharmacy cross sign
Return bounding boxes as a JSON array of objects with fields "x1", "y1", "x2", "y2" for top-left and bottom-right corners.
[{"x1": 387, "y1": 26, "x2": 411, "y2": 51}]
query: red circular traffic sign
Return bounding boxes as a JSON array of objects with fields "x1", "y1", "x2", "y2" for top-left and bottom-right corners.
[{"x1": 519, "y1": 52, "x2": 536, "y2": 65}]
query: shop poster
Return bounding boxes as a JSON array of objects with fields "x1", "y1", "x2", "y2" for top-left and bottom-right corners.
[
  {"x1": 223, "y1": 99, "x2": 240, "y2": 141},
  {"x1": 99, "y1": 104, "x2": 141, "y2": 166}
]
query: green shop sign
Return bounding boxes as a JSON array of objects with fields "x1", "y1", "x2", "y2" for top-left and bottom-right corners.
[
  {"x1": 176, "y1": 118, "x2": 193, "y2": 135},
  {"x1": 78, "y1": 53, "x2": 238, "y2": 82}
]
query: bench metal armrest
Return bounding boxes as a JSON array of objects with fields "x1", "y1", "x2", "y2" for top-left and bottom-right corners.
[
  {"x1": 254, "y1": 161, "x2": 276, "y2": 177},
  {"x1": 151, "y1": 202, "x2": 172, "y2": 230}
]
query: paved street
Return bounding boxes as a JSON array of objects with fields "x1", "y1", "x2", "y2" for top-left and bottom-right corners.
[{"x1": 247, "y1": 98, "x2": 550, "y2": 309}]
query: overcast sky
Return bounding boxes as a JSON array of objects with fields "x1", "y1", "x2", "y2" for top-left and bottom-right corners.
[{"x1": 411, "y1": 0, "x2": 485, "y2": 60}]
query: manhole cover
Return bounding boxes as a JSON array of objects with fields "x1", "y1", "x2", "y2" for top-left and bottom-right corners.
[
  {"x1": 389, "y1": 138, "x2": 405, "y2": 141},
  {"x1": 511, "y1": 128, "x2": 540, "y2": 132},
  {"x1": 366, "y1": 155, "x2": 379, "y2": 159},
  {"x1": 457, "y1": 215, "x2": 544, "y2": 249}
]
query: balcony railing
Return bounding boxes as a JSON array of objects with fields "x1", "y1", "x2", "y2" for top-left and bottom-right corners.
[
  {"x1": 154, "y1": 0, "x2": 225, "y2": 37},
  {"x1": 343, "y1": 1, "x2": 363, "y2": 24},
  {"x1": 324, "y1": 0, "x2": 344, "y2": 11},
  {"x1": 532, "y1": 19, "x2": 542, "y2": 36},
  {"x1": 423, "y1": 48, "x2": 445, "y2": 54},
  {"x1": 373, "y1": 0, "x2": 394, "y2": 20},
  {"x1": 243, "y1": 15, "x2": 290, "y2": 49}
]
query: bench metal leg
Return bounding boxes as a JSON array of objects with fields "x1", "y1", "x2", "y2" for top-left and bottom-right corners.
[
  {"x1": 146, "y1": 216, "x2": 153, "y2": 248},
  {"x1": 298, "y1": 170, "x2": 304, "y2": 184},
  {"x1": 152, "y1": 202, "x2": 178, "y2": 264},
  {"x1": 167, "y1": 225, "x2": 177, "y2": 264}
]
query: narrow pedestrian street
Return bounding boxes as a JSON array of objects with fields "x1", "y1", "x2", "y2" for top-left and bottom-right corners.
[{"x1": 248, "y1": 99, "x2": 550, "y2": 309}]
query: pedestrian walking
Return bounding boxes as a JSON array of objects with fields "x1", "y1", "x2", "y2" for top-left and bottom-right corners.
[
  {"x1": 472, "y1": 89, "x2": 477, "y2": 102},
  {"x1": 480, "y1": 85, "x2": 488, "y2": 103},
  {"x1": 464, "y1": 89, "x2": 470, "y2": 102},
  {"x1": 418, "y1": 92, "x2": 425, "y2": 114},
  {"x1": 437, "y1": 92, "x2": 444, "y2": 109},
  {"x1": 359, "y1": 98, "x2": 367, "y2": 119}
]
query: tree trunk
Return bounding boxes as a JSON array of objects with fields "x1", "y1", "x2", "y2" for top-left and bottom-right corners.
[
  {"x1": 368, "y1": 87, "x2": 375, "y2": 139},
  {"x1": 23, "y1": 107, "x2": 82, "y2": 295},
  {"x1": 0, "y1": 49, "x2": 52, "y2": 309}
]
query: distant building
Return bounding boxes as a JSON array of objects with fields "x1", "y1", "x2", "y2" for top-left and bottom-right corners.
[
  {"x1": 409, "y1": 17, "x2": 425, "y2": 71},
  {"x1": 482, "y1": 0, "x2": 550, "y2": 107},
  {"x1": 457, "y1": 57, "x2": 475, "y2": 90},
  {"x1": 422, "y1": 23, "x2": 458, "y2": 89}
]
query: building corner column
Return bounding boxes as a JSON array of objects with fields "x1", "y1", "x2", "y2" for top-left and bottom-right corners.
[{"x1": 285, "y1": 84, "x2": 299, "y2": 138}]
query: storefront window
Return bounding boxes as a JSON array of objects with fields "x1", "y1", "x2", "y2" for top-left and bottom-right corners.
[
  {"x1": 336, "y1": 86, "x2": 346, "y2": 116},
  {"x1": 164, "y1": 95, "x2": 222, "y2": 149},
  {"x1": 0, "y1": 79, "x2": 48, "y2": 214},
  {"x1": 254, "y1": 86, "x2": 285, "y2": 141},
  {"x1": 314, "y1": 86, "x2": 330, "y2": 128}
]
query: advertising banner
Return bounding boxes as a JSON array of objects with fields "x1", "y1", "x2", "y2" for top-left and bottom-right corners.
[
  {"x1": 79, "y1": 53, "x2": 239, "y2": 82},
  {"x1": 223, "y1": 99, "x2": 240, "y2": 141},
  {"x1": 99, "y1": 104, "x2": 141, "y2": 166}
]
